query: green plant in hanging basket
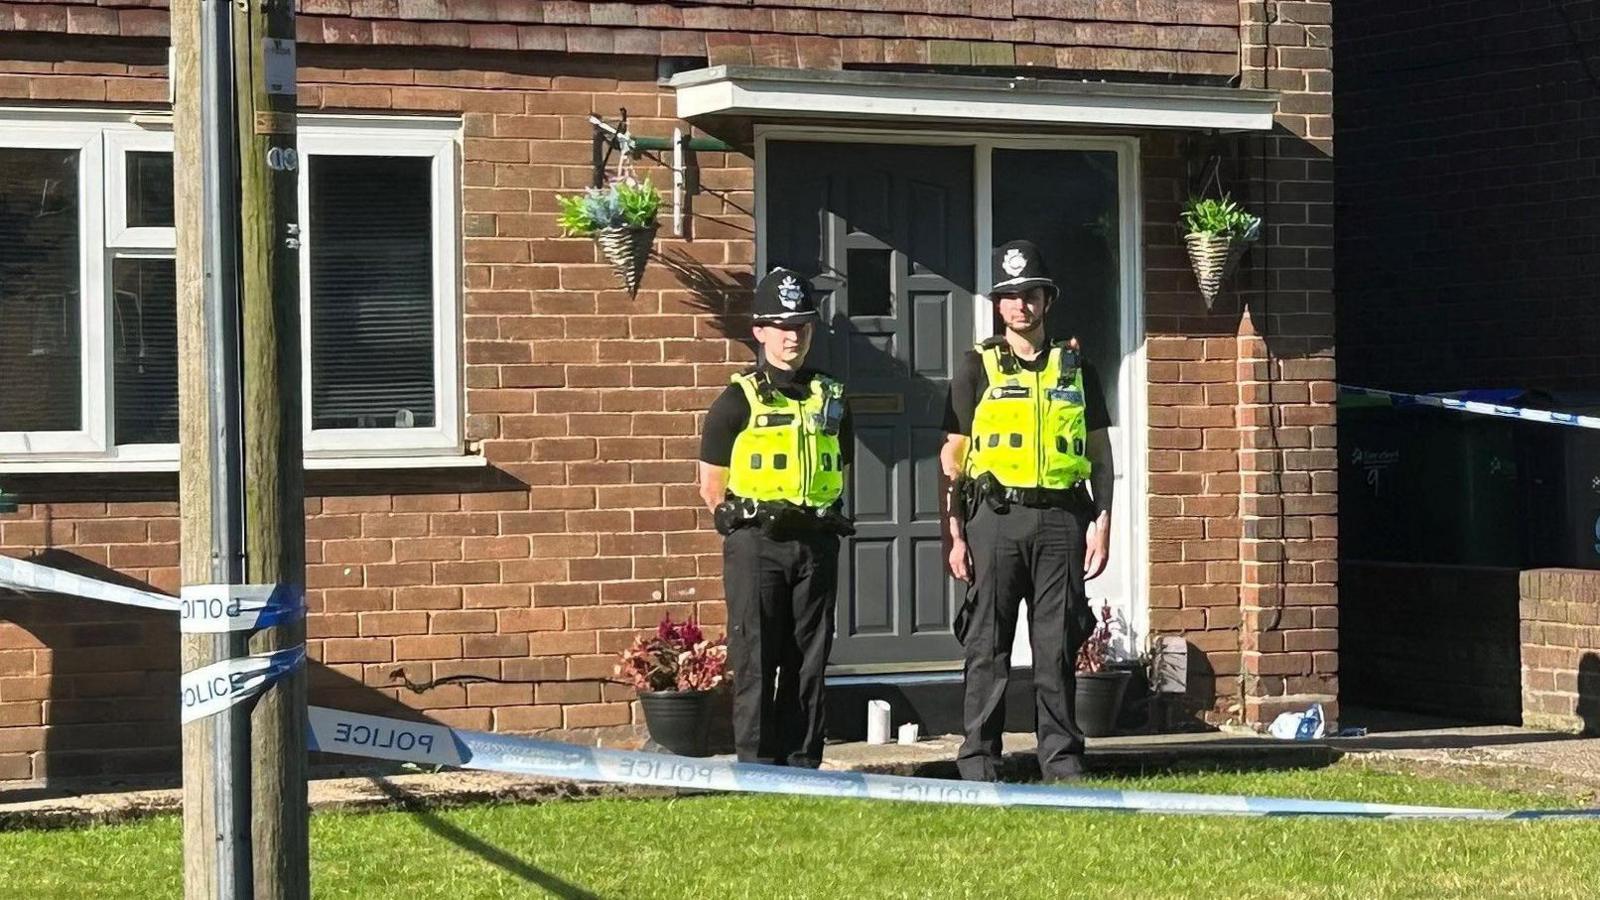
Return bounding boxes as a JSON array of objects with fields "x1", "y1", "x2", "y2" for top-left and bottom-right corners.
[
  {"x1": 556, "y1": 178, "x2": 661, "y2": 296},
  {"x1": 1181, "y1": 194, "x2": 1260, "y2": 305}
]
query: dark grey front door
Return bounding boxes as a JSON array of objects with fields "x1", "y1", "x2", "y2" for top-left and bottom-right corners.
[{"x1": 765, "y1": 141, "x2": 974, "y2": 668}]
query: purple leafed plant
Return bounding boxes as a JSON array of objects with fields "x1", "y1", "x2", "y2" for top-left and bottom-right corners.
[{"x1": 616, "y1": 614, "x2": 729, "y2": 693}]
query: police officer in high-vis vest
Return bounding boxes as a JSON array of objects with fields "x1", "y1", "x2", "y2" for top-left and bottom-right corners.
[
  {"x1": 698, "y1": 267, "x2": 853, "y2": 768},
  {"x1": 941, "y1": 240, "x2": 1114, "y2": 782}
]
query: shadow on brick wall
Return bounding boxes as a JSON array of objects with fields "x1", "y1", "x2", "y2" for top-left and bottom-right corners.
[
  {"x1": 1579, "y1": 653, "x2": 1600, "y2": 735},
  {"x1": 1339, "y1": 562, "x2": 1523, "y2": 725},
  {"x1": 656, "y1": 247, "x2": 938, "y2": 481},
  {"x1": 0, "y1": 549, "x2": 460, "y2": 794},
  {"x1": 655, "y1": 248, "x2": 757, "y2": 354},
  {"x1": 1233, "y1": 127, "x2": 1336, "y2": 364},
  {"x1": 1181, "y1": 639, "x2": 1219, "y2": 729},
  {"x1": 3, "y1": 549, "x2": 179, "y2": 788},
  {"x1": 301, "y1": 465, "x2": 532, "y2": 501}
]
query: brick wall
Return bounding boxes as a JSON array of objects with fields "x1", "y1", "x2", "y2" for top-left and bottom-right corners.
[
  {"x1": 1337, "y1": 0, "x2": 1600, "y2": 394},
  {"x1": 0, "y1": 0, "x2": 1242, "y2": 77},
  {"x1": 1342, "y1": 562, "x2": 1522, "y2": 724},
  {"x1": 1520, "y1": 568, "x2": 1600, "y2": 734},
  {"x1": 0, "y1": 44, "x2": 751, "y2": 783},
  {"x1": 0, "y1": 2, "x2": 1339, "y2": 783},
  {"x1": 1233, "y1": 0, "x2": 1336, "y2": 727},
  {"x1": 1133, "y1": 1, "x2": 1335, "y2": 726}
]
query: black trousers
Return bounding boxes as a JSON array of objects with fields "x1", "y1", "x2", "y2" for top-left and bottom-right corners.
[
  {"x1": 722, "y1": 526, "x2": 839, "y2": 768},
  {"x1": 958, "y1": 503, "x2": 1094, "y2": 781}
]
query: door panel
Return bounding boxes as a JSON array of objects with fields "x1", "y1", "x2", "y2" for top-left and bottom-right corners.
[
  {"x1": 989, "y1": 147, "x2": 1131, "y2": 663},
  {"x1": 765, "y1": 141, "x2": 974, "y2": 667}
]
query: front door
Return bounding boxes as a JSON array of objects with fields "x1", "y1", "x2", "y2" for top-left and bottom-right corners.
[
  {"x1": 764, "y1": 141, "x2": 974, "y2": 668},
  {"x1": 987, "y1": 147, "x2": 1138, "y2": 662}
]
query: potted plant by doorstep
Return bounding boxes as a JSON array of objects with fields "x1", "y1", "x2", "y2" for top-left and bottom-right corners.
[
  {"x1": 1181, "y1": 194, "x2": 1261, "y2": 305},
  {"x1": 616, "y1": 615, "x2": 729, "y2": 757},
  {"x1": 1073, "y1": 603, "x2": 1132, "y2": 738},
  {"x1": 556, "y1": 176, "x2": 661, "y2": 297}
]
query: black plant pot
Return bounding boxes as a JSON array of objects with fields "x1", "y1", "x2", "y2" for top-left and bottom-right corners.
[
  {"x1": 1074, "y1": 669, "x2": 1132, "y2": 738},
  {"x1": 639, "y1": 690, "x2": 713, "y2": 757}
]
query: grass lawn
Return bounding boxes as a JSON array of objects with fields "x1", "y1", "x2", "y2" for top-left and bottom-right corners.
[{"x1": 2, "y1": 761, "x2": 1598, "y2": 899}]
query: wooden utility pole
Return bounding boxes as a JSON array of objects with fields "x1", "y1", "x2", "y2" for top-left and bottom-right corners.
[
  {"x1": 237, "y1": 0, "x2": 308, "y2": 895},
  {"x1": 174, "y1": 0, "x2": 306, "y2": 896}
]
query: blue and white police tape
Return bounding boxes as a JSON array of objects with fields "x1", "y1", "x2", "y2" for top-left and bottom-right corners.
[
  {"x1": 305, "y1": 704, "x2": 1600, "y2": 820},
  {"x1": 9, "y1": 554, "x2": 1600, "y2": 820},
  {"x1": 180, "y1": 582, "x2": 305, "y2": 633},
  {"x1": 1339, "y1": 385, "x2": 1600, "y2": 431},
  {"x1": 0, "y1": 553, "x2": 180, "y2": 613},
  {"x1": 181, "y1": 645, "x2": 306, "y2": 724}
]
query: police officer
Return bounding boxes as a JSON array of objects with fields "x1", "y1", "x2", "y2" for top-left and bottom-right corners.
[
  {"x1": 941, "y1": 240, "x2": 1114, "y2": 782},
  {"x1": 698, "y1": 267, "x2": 853, "y2": 768}
]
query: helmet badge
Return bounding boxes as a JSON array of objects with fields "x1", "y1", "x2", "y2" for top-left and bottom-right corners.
[
  {"x1": 1001, "y1": 248, "x2": 1028, "y2": 277},
  {"x1": 778, "y1": 276, "x2": 805, "y2": 310}
]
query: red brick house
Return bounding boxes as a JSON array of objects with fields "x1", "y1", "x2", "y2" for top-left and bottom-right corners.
[{"x1": 0, "y1": 1, "x2": 1335, "y2": 785}]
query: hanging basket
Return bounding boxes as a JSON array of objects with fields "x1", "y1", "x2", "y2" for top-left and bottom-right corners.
[
  {"x1": 1185, "y1": 231, "x2": 1254, "y2": 305},
  {"x1": 595, "y1": 224, "x2": 657, "y2": 296}
]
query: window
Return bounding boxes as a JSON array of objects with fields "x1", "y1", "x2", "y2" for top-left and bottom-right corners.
[
  {"x1": 298, "y1": 128, "x2": 459, "y2": 455},
  {"x1": 845, "y1": 247, "x2": 893, "y2": 317},
  {"x1": 0, "y1": 114, "x2": 461, "y2": 469},
  {"x1": 0, "y1": 125, "x2": 101, "y2": 455}
]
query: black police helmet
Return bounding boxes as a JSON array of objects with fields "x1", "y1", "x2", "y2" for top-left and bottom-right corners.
[
  {"x1": 752, "y1": 267, "x2": 820, "y2": 326},
  {"x1": 987, "y1": 240, "x2": 1059, "y2": 299}
]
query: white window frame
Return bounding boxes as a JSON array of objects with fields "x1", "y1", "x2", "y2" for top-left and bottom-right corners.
[
  {"x1": 105, "y1": 128, "x2": 177, "y2": 250},
  {"x1": 0, "y1": 110, "x2": 471, "y2": 472},
  {"x1": 0, "y1": 120, "x2": 107, "y2": 457},
  {"x1": 297, "y1": 120, "x2": 461, "y2": 458},
  {"x1": 103, "y1": 125, "x2": 179, "y2": 465}
]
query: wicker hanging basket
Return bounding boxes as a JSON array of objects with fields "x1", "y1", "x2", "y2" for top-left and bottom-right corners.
[
  {"x1": 1185, "y1": 231, "x2": 1254, "y2": 305},
  {"x1": 596, "y1": 224, "x2": 657, "y2": 296}
]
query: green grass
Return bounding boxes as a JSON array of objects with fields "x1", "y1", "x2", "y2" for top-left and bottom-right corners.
[{"x1": 3, "y1": 762, "x2": 1598, "y2": 899}]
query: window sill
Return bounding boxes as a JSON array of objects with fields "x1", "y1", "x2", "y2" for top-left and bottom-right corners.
[{"x1": 0, "y1": 455, "x2": 489, "y2": 475}]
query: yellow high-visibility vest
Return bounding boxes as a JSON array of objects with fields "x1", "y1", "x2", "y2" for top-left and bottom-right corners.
[
  {"x1": 727, "y1": 371, "x2": 845, "y2": 507},
  {"x1": 964, "y1": 341, "x2": 1091, "y2": 489}
]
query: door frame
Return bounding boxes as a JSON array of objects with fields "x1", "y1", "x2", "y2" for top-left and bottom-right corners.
[{"x1": 754, "y1": 126, "x2": 1150, "y2": 670}]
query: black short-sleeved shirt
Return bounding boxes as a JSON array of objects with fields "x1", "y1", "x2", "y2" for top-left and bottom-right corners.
[
  {"x1": 941, "y1": 346, "x2": 1111, "y2": 437},
  {"x1": 699, "y1": 365, "x2": 855, "y2": 468}
]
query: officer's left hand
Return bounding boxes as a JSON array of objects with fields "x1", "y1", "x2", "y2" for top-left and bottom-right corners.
[{"x1": 1084, "y1": 513, "x2": 1110, "y2": 580}]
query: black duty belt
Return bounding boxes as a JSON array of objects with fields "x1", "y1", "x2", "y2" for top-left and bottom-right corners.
[
  {"x1": 714, "y1": 497, "x2": 855, "y2": 538},
  {"x1": 962, "y1": 473, "x2": 1091, "y2": 514}
]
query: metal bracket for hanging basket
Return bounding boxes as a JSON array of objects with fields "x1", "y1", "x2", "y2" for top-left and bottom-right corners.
[
  {"x1": 1185, "y1": 231, "x2": 1255, "y2": 306},
  {"x1": 589, "y1": 110, "x2": 634, "y2": 189},
  {"x1": 590, "y1": 110, "x2": 732, "y2": 239}
]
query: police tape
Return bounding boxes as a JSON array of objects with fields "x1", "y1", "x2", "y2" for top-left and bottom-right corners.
[
  {"x1": 1339, "y1": 385, "x2": 1600, "y2": 431},
  {"x1": 181, "y1": 646, "x2": 306, "y2": 724},
  {"x1": 179, "y1": 583, "x2": 304, "y2": 633},
  {"x1": 304, "y1": 704, "x2": 1600, "y2": 820},
  {"x1": 0, "y1": 553, "x2": 180, "y2": 612},
  {"x1": 7, "y1": 554, "x2": 1600, "y2": 820}
]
